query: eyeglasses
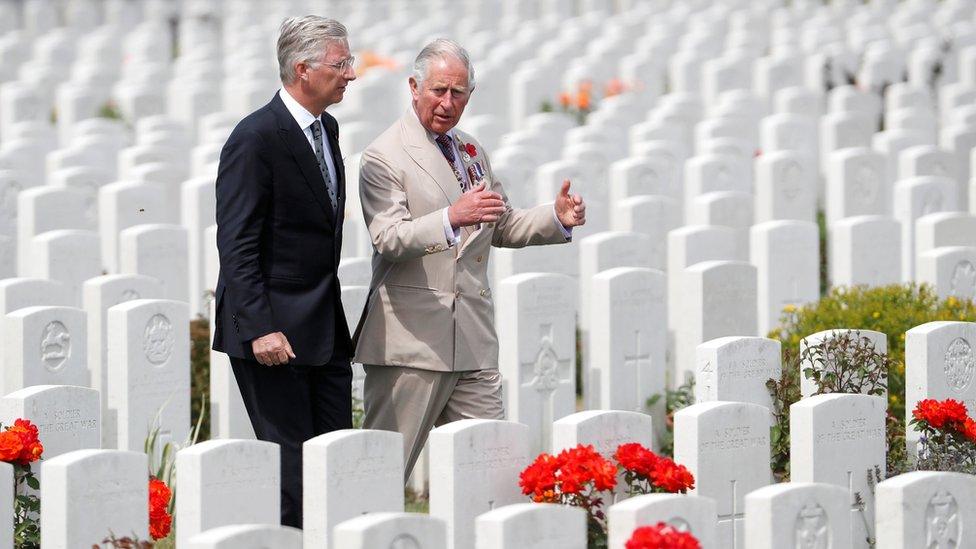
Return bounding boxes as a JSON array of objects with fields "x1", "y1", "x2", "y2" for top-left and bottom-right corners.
[{"x1": 318, "y1": 56, "x2": 356, "y2": 73}]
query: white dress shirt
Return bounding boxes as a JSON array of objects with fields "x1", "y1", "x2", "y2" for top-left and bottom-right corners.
[{"x1": 279, "y1": 87, "x2": 339, "y2": 191}]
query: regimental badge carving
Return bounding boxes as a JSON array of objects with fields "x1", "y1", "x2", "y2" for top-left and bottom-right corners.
[
  {"x1": 794, "y1": 502, "x2": 829, "y2": 549},
  {"x1": 781, "y1": 160, "x2": 803, "y2": 200},
  {"x1": 529, "y1": 336, "x2": 561, "y2": 395},
  {"x1": 950, "y1": 261, "x2": 976, "y2": 300},
  {"x1": 921, "y1": 190, "x2": 943, "y2": 216},
  {"x1": 639, "y1": 167, "x2": 660, "y2": 193},
  {"x1": 925, "y1": 490, "x2": 960, "y2": 549},
  {"x1": 945, "y1": 338, "x2": 976, "y2": 393},
  {"x1": 118, "y1": 289, "x2": 141, "y2": 304},
  {"x1": 40, "y1": 321, "x2": 71, "y2": 372},
  {"x1": 853, "y1": 163, "x2": 878, "y2": 204},
  {"x1": 666, "y1": 517, "x2": 691, "y2": 532},
  {"x1": 144, "y1": 314, "x2": 174, "y2": 366},
  {"x1": 388, "y1": 534, "x2": 421, "y2": 549}
]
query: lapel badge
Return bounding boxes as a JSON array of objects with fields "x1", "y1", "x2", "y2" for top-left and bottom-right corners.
[{"x1": 467, "y1": 161, "x2": 487, "y2": 183}]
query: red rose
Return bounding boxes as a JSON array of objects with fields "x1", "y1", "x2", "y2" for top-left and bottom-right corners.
[
  {"x1": 615, "y1": 443, "x2": 658, "y2": 478},
  {"x1": 962, "y1": 418, "x2": 976, "y2": 443},
  {"x1": 148, "y1": 477, "x2": 173, "y2": 540},
  {"x1": 464, "y1": 143, "x2": 477, "y2": 158},
  {"x1": 913, "y1": 398, "x2": 969, "y2": 430},
  {"x1": 519, "y1": 453, "x2": 560, "y2": 499},
  {"x1": 626, "y1": 523, "x2": 701, "y2": 549},
  {"x1": 149, "y1": 512, "x2": 172, "y2": 540},
  {"x1": 651, "y1": 458, "x2": 695, "y2": 493}
]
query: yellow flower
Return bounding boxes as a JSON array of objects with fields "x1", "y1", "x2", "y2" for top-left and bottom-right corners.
[
  {"x1": 947, "y1": 296, "x2": 959, "y2": 307},
  {"x1": 872, "y1": 311, "x2": 881, "y2": 319},
  {"x1": 900, "y1": 333, "x2": 906, "y2": 341},
  {"x1": 782, "y1": 304, "x2": 797, "y2": 313},
  {"x1": 790, "y1": 334, "x2": 800, "y2": 344}
]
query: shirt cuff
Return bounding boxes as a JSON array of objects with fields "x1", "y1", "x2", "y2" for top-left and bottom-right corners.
[
  {"x1": 552, "y1": 204, "x2": 572, "y2": 239},
  {"x1": 442, "y1": 207, "x2": 461, "y2": 247}
]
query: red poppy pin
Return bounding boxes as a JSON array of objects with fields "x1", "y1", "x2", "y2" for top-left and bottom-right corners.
[{"x1": 464, "y1": 143, "x2": 477, "y2": 158}]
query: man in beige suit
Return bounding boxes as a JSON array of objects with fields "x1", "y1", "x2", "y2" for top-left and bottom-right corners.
[{"x1": 354, "y1": 39, "x2": 586, "y2": 477}]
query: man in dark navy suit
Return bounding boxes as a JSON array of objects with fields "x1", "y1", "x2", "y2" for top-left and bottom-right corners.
[{"x1": 213, "y1": 15, "x2": 357, "y2": 528}]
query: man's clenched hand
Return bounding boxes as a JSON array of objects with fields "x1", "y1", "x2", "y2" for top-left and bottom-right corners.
[
  {"x1": 251, "y1": 332, "x2": 296, "y2": 366},
  {"x1": 448, "y1": 182, "x2": 507, "y2": 228}
]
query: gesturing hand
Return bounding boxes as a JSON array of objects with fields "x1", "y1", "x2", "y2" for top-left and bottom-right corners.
[
  {"x1": 448, "y1": 183, "x2": 508, "y2": 229},
  {"x1": 555, "y1": 180, "x2": 586, "y2": 227},
  {"x1": 251, "y1": 331, "x2": 296, "y2": 366}
]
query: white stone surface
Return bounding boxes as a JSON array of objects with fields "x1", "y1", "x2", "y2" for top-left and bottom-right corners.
[
  {"x1": 429, "y1": 419, "x2": 529, "y2": 549},
  {"x1": 2, "y1": 306, "x2": 88, "y2": 395},
  {"x1": 875, "y1": 471, "x2": 976, "y2": 549},
  {"x1": 916, "y1": 246, "x2": 976, "y2": 301},
  {"x1": 333, "y1": 512, "x2": 447, "y2": 549},
  {"x1": 744, "y1": 482, "x2": 852, "y2": 549},
  {"x1": 186, "y1": 524, "x2": 303, "y2": 549},
  {"x1": 750, "y1": 220, "x2": 819, "y2": 335},
  {"x1": 41, "y1": 449, "x2": 148, "y2": 548},
  {"x1": 695, "y1": 337, "x2": 781, "y2": 410},
  {"x1": 497, "y1": 273, "x2": 576, "y2": 456},
  {"x1": 607, "y1": 493, "x2": 718, "y2": 549},
  {"x1": 0, "y1": 385, "x2": 99, "y2": 462},
  {"x1": 475, "y1": 503, "x2": 585, "y2": 549},
  {"x1": 829, "y1": 215, "x2": 901, "y2": 288},
  {"x1": 674, "y1": 401, "x2": 772, "y2": 549},
  {"x1": 176, "y1": 439, "x2": 280, "y2": 548},
  {"x1": 303, "y1": 429, "x2": 404, "y2": 549}
]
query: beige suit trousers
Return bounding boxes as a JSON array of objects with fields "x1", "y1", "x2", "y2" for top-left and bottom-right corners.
[{"x1": 362, "y1": 365, "x2": 504, "y2": 481}]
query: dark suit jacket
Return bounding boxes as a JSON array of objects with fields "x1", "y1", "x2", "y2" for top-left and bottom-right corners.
[{"x1": 213, "y1": 91, "x2": 351, "y2": 365}]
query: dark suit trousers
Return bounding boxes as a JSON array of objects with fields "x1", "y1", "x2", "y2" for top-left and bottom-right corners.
[{"x1": 230, "y1": 345, "x2": 352, "y2": 529}]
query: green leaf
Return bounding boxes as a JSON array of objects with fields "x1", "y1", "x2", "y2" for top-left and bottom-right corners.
[{"x1": 25, "y1": 475, "x2": 39, "y2": 490}]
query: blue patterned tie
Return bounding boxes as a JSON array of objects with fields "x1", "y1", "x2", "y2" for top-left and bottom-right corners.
[
  {"x1": 435, "y1": 133, "x2": 466, "y2": 192},
  {"x1": 309, "y1": 119, "x2": 338, "y2": 212}
]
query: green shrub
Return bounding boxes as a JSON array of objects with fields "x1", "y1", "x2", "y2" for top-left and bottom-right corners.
[
  {"x1": 189, "y1": 318, "x2": 211, "y2": 441},
  {"x1": 769, "y1": 283, "x2": 976, "y2": 424}
]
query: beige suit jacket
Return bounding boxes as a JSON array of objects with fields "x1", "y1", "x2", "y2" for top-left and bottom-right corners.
[{"x1": 353, "y1": 109, "x2": 568, "y2": 372}]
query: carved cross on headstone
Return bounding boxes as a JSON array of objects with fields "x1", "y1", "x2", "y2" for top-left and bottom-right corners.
[
  {"x1": 522, "y1": 323, "x2": 570, "y2": 451},
  {"x1": 623, "y1": 330, "x2": 651, "y2": 412},
  {"x1": 716, "y1": 479, "x2": 746, "y2": 548}
]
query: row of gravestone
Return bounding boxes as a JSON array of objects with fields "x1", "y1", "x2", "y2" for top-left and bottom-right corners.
[{"x1": 10, "y1": 412, "x2": 974, "y2": 549}]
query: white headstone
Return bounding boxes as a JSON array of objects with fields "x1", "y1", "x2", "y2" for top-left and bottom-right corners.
[
  {"x1": 675, "y1": 261, "x2": 758, "y2": 383},
  {"x1": 338, "y1": 257, "x2": 372, "y2": 288},
  {"x1": 875, "y1": 471, "x2": 976, "y2": 549},
  {"x1": 181, "y1": 177, "x2": 215, "y2": 316},
  {"x1": 750, "y1": 220, "x2": 820, "y2": 335},
  {"x1": 790, "y1": 394, "x2": 887, "y2": 549},
  {"x1": 607, "y1": 493, "x2": 718, "y2": 549},
  {"x1": 754, "y1": 151, "x2": 817, "y2": 223},
  {"x1": 743, "y1": 482, "x2": 852, "y2": 549},
  {"x1": 829, "y1": 215, "x2": 901, "y2": 288},
  {"x1": 905, "y1": 321, "x2": 976, "y2": 450},
  {"x1": 98, "y1": 181, "x2": 168, "y2": 273},
  {"x1": 82, "y1": 274, "x2": 163, "y2": 447},
  {"x1": 176, "y1": 439, "x2": 280, "y2": 547},
  {"x1": 29, "y1": 229, "x2": 102, "y2": 305},
  {"x1": 332, "y1": 512, "x2": 447, "y2": 549},
  {"x1": 40, "y1": 449, "x2": 148, "y2": 548},
  {"x1": 16, "y1": 186, "x2": 95, "y2": 276},
  {"x1": 303, "y1": 429, "x2": 405, "y2": 549},
  {"x1": 429, "y1": 419, "x2": 529, "y2": 549},
  {"x1": 826, "y1": 148, "x2": 888, "y2": 225},
  {"x1": 497, "y1": 273, "x2": 576, "y2": 456},
  {"x1": 914, "y1": 212, "x2": 976, "y2": 269},
  {"x1": 476, "y1": 503, "x2": 585, "y2": 549},
  {"x1": 208, "y1": 302, "x2": 254, "y2": 440},
  {"x1": 2, "y1": 306, "x2": 88, "y2": 395},
  {"x1": 916, "y1": 247, "x2": 976, "y2": 301},
  {"x1": 589, "y1": 267, "x2": 666, "y2": 425},
  {"x1": 0, "y1": 385, "x2": 100, "y2": 460},
  {"x1": 119, "y1": 223, "x2": 190, "y2": 304},
  {"x1": 186, "y1": 524, "x2": 303, "y2": 549},
  {"x1": 695, "y1": 337, "x2": 781, "y2": 410},
  {"x1": 674, "y1": 401, "x2": 772, "y2": 549},
  {"x1": 893, "y1": 176, "x2": 959, "y2": 281},
  {"x1": 107, "y1": 299, "x2": 190, "y2": 452}
]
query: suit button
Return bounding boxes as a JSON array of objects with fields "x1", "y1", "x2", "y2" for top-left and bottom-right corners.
[
  {"x1": 479, "y1": 289, "x2": 488, "y2": 297},
  {"x1": 454, "y1": 290, "x2": 461, "y2": 299},
  {"x1": 476, "y1": 256, "x2": 483, "y2": 263}
]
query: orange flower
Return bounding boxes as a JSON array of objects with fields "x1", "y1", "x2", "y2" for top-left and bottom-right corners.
[
  {"x1": 604, "y1": 78, "x2": 625, "y2": 98},
  {"x1": 651, "y1": 457, "x2": 695, "y2": 493},
  {"x1": 558, "y1": 92, "x2": 572, "y2": 108},
  {"x1": 0, "y1": 431, "x2": 24, "y2": 463},
  {"x1": 576, "y1": 90, "x2": 591, "y2": 111},
  {"x1": 962, "y1": 418, "x2": 976, "y2": 443}
]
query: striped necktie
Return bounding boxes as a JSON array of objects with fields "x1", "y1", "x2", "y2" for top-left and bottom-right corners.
[{"x1": 309, "y1": 119, "x2": 338, "y2": 212}]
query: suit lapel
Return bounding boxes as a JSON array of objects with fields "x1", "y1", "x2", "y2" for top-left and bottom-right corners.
[
  {"x1": 400, "y1": 110, "x2": 462, "y2": 206},
  {"x1": 324, "y1": 115, "x2": 345, "y2": 233},
  {"x1": 270, "y1": 93, "x2": 337, "y2": 226}
]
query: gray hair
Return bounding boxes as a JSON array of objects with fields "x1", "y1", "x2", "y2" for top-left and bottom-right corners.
[
  {"x1": 277, "y1": 15, "x2": 348, "y2": 84},
  {"x1": 412, "y1": 38, "x2": 476, "y2": 90}
]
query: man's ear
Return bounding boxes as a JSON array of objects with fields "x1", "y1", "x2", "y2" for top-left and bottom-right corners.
[{"x1": 408, "y1": 76, "x2": 419, "y2": 98}]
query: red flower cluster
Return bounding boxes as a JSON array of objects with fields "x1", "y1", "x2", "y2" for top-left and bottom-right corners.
[
  {"x1": 0, "y1": 419, "x2": 43, "y2": 465},
  {"x1": 913, "y1": 398, "x2": 969, "y2": 430},
  {"x1": 519, "y1": 444, "x2": 617, "y2": 502},
  {"x1": 626, "y1": 523, "x2": 701, "y2": 549},
  {"x1": 148, "y1": 477, "x2": 172, "y2": 540},
  {"x1": 615, "y1": 443, "x2": 695, "y2": 494}
]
